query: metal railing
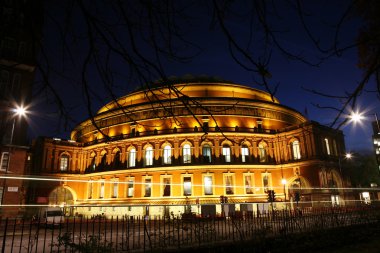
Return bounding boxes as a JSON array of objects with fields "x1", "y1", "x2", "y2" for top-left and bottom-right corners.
[{"x1": 1, "y1": 206, "x2": 379, "y2": 252}]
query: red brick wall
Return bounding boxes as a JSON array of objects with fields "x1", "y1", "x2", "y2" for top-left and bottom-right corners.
[{"x1": 0, "y1": 147, "x2": 29, "y2": 218}]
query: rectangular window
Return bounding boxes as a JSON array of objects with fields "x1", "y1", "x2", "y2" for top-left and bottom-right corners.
[
  {"x1": 241, "y1": 147, "x2": 249, "y2": 162},
  {"x1": 112, "y1": 181, "x2": 118, "y2": 198},
  {"x1": 222, "y1": 147, "x2": 231, "y2": 162},
  {"x1": 145, "y1": 148, "x2": 153, "y2": 166},
  {"x1": 204, "y1": 175, "x2": 213, "y2": 195},
  {"x1": 0, "y1": 152, "x2": 10, "y2": 171},
  {"x1": 259, "y1": 147, "x2": 266, "y2": 162},
  {"x1": 99, "y1": 181, "x2": 105, "y2": 199},
  {"x1": 244, "y1": 174, "x2": 254, "y2": 194},
  {"x1": 331, "y1": 195, "x2": 340, "y2": 206},
  {"x1": 183, "y1": 145, "x2": 191, "y2": 164},
  {"x1": 144, "y1": 178, "x2": 152, "y2": 197},
  {"x1": 202, "y1": 146, "x2": 212, "y2": 163},
  {"x1": 60, "y1": 156, "x2": 69, "y2": 171},
  {"x1": 292, "y1": 141, "x2": 301, "y2": 160},
  {"x1": 262, "y1": 174, "x2": 271, "y2": 192},
  {"x1": 128, "y1": 150, "x2": 136, "y2": 167},
  {"x1": 88, "y1": 181, "x2": 93, "y2": 199},
  {"x1": 225, "y1": 175, "x2": 234, "y2": 195},
  {"x1": 162, "y1": 177, "x2": 171, "y2": 197},
  {"x1": 163, "y1": 147, "x2": 171, "y2": 164},
  {"x1": 183, "y1": 176, "x2": 192, "y2": 196},
  {"x1": 127, "y1": 179, "x2": 134, "y2": 197}
]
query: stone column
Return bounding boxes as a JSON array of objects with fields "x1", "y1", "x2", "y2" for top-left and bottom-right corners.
[
  {"x1": 53, "y1": 149, "x2": 59, "y2": 172},
  {"x1": 174, "y1": 138, "x2": 179, "y2": 159},
  {"x1": 194, "y1": 137, "x2": 200, "y2": 157},
  {"x1": 137, "y1": 143, "x2": 143, "y2": 162},
  {"x1": 154, "y1": 142, "x2": 160, "y2": 160},
  {"x1": 121, "y1": 145, "x2": 126, "y2": 163},
  {"x1": 71, "y1": 151, "x2": 77, "y2": 171},
  {"x1": 214, "y1": 137, "x2": 220, "y2": 157}
]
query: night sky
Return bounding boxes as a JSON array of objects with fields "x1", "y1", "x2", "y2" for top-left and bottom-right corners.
[{"x1": 28, "y1": 0, "x2": 379, "y2": 154}]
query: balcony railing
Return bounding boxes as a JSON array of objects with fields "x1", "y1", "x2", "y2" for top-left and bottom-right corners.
[
  {"x1": 56, "y1": 154, "x2": 277, "y2": 174},
  {"x1": 82, "y1": 126, "x2": 277, "y2": 146}
]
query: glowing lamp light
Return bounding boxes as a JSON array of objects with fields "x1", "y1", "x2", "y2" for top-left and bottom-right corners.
[
  {"x1": 345, "y1": 153, "x2": 352, "y2": 159},
  {"x1": 350, "y1": 111, "x2": 364, "y2": 123},
  {"x1": 13, "y1": 105, "x2": 27, "y2": 117},
  {"x1": 281, "y1": 178, "x2": 287, "y2": 185}
]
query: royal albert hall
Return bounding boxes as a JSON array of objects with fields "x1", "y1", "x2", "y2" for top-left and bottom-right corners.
[{"x1": 30, "y1": 80, "x2": 352, "y2": 217}]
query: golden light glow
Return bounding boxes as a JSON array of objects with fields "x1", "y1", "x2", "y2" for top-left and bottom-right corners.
[
  {"x1": 13, "y1": 105, "x2": 28, "y2": 117},
  {"x1": 0, "y1": 175, "x2": 364, "y2": 191}
]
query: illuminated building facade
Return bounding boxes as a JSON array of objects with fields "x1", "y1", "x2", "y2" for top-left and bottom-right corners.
[{"x1": 31, "y1": 81, "x2": 351, "y2": 217}]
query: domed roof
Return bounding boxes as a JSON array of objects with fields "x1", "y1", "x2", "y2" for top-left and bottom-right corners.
[
  {"x1": 71, "y1": 79, "x2": 306, "y2": 142},
  {"x1": 97, "y1": 81, "x2": 280, "y2": 114}
]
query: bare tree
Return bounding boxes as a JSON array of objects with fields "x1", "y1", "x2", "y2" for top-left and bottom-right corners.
[{"x1": 32, "y1": 0, "x2": 378, "y2": 135}]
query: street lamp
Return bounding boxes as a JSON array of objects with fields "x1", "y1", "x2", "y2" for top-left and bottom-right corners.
[
  {"x1": 349, "y1": 111, "x2": 364, "y2": 123},
  {"x1": 10, "y1": 105, "x2": 27, "y2": 145},
  {"x1": 1, "y1": 105, "x2": 28, "y2": 206}
]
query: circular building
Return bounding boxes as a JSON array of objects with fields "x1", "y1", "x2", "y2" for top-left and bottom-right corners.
[{"x1": 31, "y1": 80, "x2": 350, "y2": 217}]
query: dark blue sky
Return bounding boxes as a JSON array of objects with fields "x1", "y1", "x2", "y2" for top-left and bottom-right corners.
[{"x1": 28, "y1": 0, "x2": 379, "y2": 154}]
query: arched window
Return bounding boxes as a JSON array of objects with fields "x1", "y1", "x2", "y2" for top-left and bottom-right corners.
[
  {"x1": 292, "y1": 140, "x2": 301, "y2": 160},
  {"x1": 113, "y1": 150, "x2": 121, "y2": 168},
  {"x1": 59, "y1": 154, "x2": 69, "y2": 171},
  {"x1": 258, "y1": 143, "x2": 267, "y2": 163},
  {"x1": 202, "y1": 144, "x2": 212, "y2": 163},
  {"x1": 241, "y1": 145, "x2": 249, "y2": 163},
  {"x1": 145, "y1": 146, "x2": 153, "y2": 166},
  {"x1": 183, "y1": 144, "x2": 191, "y2": 164},
  {"x1": 163, "y1": 145, "x2": 171, "y2": 164},
  {"x1": 128, "y1": 148, "x2": 136, "y2": 167},
  {"x1": 100, "y1": 152, "x2": 107, "y2": 168},
  {"x1": 222, "y1": 145, "x2": 231, "y2": 162}
]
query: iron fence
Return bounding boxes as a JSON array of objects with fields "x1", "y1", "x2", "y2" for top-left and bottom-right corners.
[{"x1": 1, "y1": 206, "x2": 380, "y2": 252}]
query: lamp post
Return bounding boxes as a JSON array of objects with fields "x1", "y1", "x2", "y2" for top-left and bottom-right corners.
[{"x1": 1, "y1": 105, "x2": 27, "y2": 206}]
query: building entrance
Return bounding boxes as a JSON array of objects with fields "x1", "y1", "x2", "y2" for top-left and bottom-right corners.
[{"x1": 48, "y1": 187, "x2": 75, "y2": 216}]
